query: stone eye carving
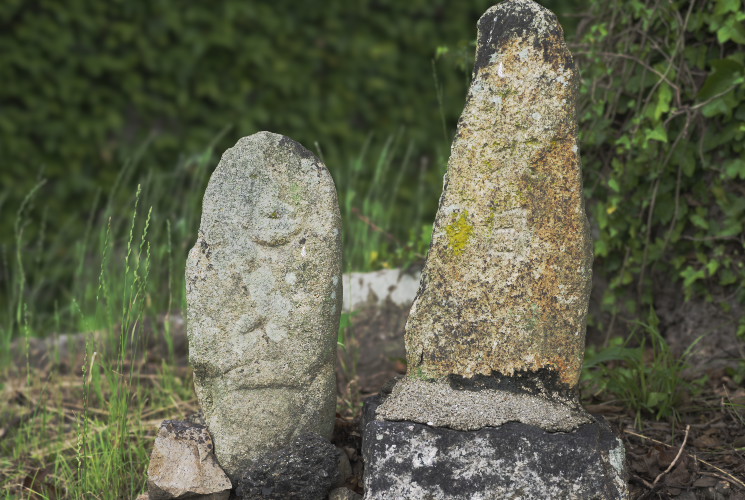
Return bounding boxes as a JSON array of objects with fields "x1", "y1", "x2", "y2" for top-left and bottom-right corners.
[{"x1": 250, "y1": 199, "x2": 302, "y2": 246}]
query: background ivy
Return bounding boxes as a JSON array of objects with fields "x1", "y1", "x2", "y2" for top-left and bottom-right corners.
[
  {"x1": 1, "y1": 0, "x2": 743, "y2": 343},
  {"x1": 576, "y1": 0, "x2": 745, "y2": 336},
  {"x1": 0, "y1": 0, "x2": 498, "y2": 236}
]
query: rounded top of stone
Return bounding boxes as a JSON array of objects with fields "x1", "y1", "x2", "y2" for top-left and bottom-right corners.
[
  {"x1": 231, "y1": 131, "x2": 317, "y2": 162},
  {"x1": 474, "y1": 0, "x2": 565, "y2": 77},
  {"x1": 481, "y1": 0, "x2": 556, "y2": 26}
]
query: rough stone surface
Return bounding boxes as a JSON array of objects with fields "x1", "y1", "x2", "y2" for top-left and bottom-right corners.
[
  {"x1": 235, "y1": 433, "x2": 341, "y2": 500},
  {"x1": 399, "y1": 0, "x2": 592, "y2": 394},
  {"x1": 377, "y1": 377, "x2": 590, "y2": 432},
  {"x1": 328, "y1": 487, "x2": 362, "y2": 500},
  {"x1": 363, "y1": 419, "x2": 628, "y2": 500},
  {"x1": 363, "y1": 400, "x2": 628, "y2": 500},
  {"x1": 186, "y1": 131, "x2": 342, "y2": 482},
  {"x1": 365, "y1": 3, "x2": 629, "y2": 497},
  {"x1": 146, "y1": 420, "x2": 231, "y2": 500}
]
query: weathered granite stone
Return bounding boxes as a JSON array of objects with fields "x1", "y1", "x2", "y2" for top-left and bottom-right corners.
[
  {"x1": 329, "y1": 487, "x2": 362, "y2": 500},
  {"x1": 234, "y1": 433, "x2": 342, "y2": 500},
  {"x1": 379, "y1": 0, "x2": 593, "y2": 429},
  {"x1": 365, "y1": 2, "x2": 629, "y2": 497},
  {"x1": 186, "y1": 131, "x2": 342, "y2": 482},
  {"x1": 146, "y1": 420, "x2": 231, "y2": 500},
  {"x1": 363, "y1": 414, "x2": 628, "y2": 500}
]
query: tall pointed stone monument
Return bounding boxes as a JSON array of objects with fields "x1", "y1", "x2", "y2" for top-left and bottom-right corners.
[{"x1": 363, "y1": 1, "x2": 628, "y2": 497}]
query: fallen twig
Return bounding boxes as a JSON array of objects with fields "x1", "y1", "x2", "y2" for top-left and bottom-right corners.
[
  {"x1": 652, "y1": 424, "x2": 690, "y2": 486},
  {"x1": 624, "y1": 428, "x2": 745, "y2": 490}
]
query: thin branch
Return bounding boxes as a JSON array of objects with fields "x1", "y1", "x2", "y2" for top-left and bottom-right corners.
[
  {"x1": 653, "y1": 424, "x2": 690, "y2": 485},
  {"x1": 574, "y1": 50, "x2": 682, "y2": 97},
  {"x1": 624, "y1": 428, "x2": 745, "y2": 490},
  {"x1": 351, "y1": 207, "x2": 399, "y2": 245}
]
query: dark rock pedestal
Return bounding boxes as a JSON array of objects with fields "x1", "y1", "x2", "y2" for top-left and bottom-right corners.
[
  {"x1": 235, "y1": 433, "x2": 342, "y2": 500},
  {"x1": 362, "y1": 397, "x2": 628, "y2": 499}
]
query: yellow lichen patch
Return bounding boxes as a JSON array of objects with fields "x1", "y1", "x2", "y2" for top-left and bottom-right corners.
[{"x1": 444, "y1": 210, "x2": 474, "y2": 256}]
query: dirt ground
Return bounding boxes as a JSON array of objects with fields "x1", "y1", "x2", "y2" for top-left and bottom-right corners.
[
  {"x1": 332, "y1": 374, "x2": 745, "y2": 499},
  {"x1": 4, "y1": 308, "x2": 745, "y2": 499}
]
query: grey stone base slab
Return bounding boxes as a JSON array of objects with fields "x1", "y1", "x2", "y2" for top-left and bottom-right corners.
[
  {"x1": 362, "y1": 401, "x2": 628, "y2": 499},
  {"x1": 377, "y1": 377, "x2": 591, "y2": 432}
]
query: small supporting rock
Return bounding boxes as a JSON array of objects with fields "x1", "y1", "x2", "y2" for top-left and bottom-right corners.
[{"x1": 146, "y1": 420, "x2": 231, "y2": 500}]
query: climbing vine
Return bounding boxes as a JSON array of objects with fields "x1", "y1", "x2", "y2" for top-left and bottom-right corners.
[{"x1": 575, "y1": 0, "x2": 745, "y2": 334}]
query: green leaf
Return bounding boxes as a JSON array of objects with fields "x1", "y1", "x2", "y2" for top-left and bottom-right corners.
[
  {"x1": 653, "y1": 83, "x2": 672, "y2": 120},
  {"x1": 645, "y1": 124, "x2": 668, "y2": 143},
  {"x1": 681, "y1": 266, "x2": 706, "y2": 287},
  {"x1": 715, "y1": 0, "x2": 742, "y2": 14},
  {"x1": 646, "y1": 392, "x2": 668, "y2": 408},
  {"x1": 724, "y1": 158, "x2": 745, "y2": 179},
  {"x1": 595, "y1": 238, "x2": 609, "y2": 257},
  {"x1": 689, "y1": 213, "x2": 709, "y2": 229},
  {"x1": 706, "y1": 259, "x2": 720, "y2": 276},
  {"x1": 698, "y1": 58, "x2": 744, "y2": 101},
  {"x1": 608, "y1": 178, "x2": 621, "y2": 192},
  {"x1": 717, "y1": 18, "x2": 745, "y2": 44},
  {"x1": 435, "y1": 46, "x2": 449, "y2": 58},
  {"x1": 719, "y1": 269, "x2": 738, "y2": 286},
  {"x1": 737, "y1": 317, "x2": 745, "y2": 338},
  {"x1": 717, "y1": 220, "x2": 743, "y2": 237}
]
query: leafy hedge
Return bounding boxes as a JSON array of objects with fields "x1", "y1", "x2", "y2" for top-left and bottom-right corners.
[
  {"x1": 0, "y1": 0, "x2": 496, "y2": 237},
  {"x1": 576, "y1": 0, "x2": 745, "y2": 333}
]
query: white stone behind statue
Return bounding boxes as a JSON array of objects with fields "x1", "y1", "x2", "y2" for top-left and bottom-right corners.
[{"x1": 186, "y1": 131, "x2": 342, "y2": 482}]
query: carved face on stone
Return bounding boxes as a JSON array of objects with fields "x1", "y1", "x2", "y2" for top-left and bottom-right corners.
[{"x1": 185, "y1": 132, "x2": 342, "y2": 480}]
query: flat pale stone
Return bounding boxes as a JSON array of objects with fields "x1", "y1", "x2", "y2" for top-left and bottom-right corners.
[
  {"x1": 146, "y1": 420, "x2": 231, "y2": 500},
  {"x1": 342, "y1": 269, "x2": 420, "y2": 312},
  {"x1": 186, "y1": 131, "x2": 342, "y2": 482},
  {"x1": 401, "y1": 0, "x2": 592, "y2": 392}
]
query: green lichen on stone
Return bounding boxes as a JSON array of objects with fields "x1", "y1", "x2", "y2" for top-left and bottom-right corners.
[
  {"x1": 290, "y1": 182, "x2": 302, "y2": 203},
  {"x1": 444, "y1": 210, "x2": 474, "y2": 256},
  {"x1": 497, "y1": 87, "x2": 517, "y2": 99},
  {"x1": 524, "y1": 303, "x2": 542, "y2": 331}
]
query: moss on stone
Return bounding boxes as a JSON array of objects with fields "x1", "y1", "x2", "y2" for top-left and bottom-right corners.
[{"x1": 444, "y1": 210, "x2": 474, "y2": 256}]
